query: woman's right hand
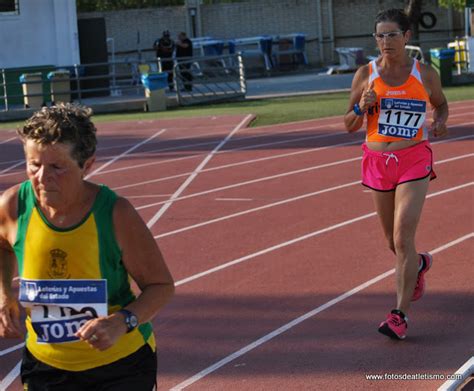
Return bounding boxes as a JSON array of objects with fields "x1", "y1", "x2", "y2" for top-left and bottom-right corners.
[
  {"x1": 359, "y1": 80, "x2": 377, "y2": 112},
  {"x1": 0, "y1": 296, "x2": 23, "y2": 338}
]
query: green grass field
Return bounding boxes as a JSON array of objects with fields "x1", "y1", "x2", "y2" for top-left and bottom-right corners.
[{"x1": 1, "y1": 84, "x2": 473, "y2": 130}]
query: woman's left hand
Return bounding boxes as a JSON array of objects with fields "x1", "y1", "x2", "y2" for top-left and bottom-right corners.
[
  {"x1": 431, "y1": 120, "x2": 448, "y2": 137},
  {"x1": 75, "y1": 314, "x2": 127, "y2": 351}
]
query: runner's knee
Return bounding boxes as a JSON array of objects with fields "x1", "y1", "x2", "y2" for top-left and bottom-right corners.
[{"x1": 393, "y1": 232, "x2": 415, "y2": 257}]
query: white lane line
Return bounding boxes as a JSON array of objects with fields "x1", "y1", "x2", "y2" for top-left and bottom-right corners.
[
  {"x1": 127, "y1": 194, "x2": 173, "y2": 199},
  {"x1": 114, "y1": 138, "x2": 362, "y2": 191},
  {"x1": 93, "y1": 126, "x2": 249, "y2": 159},
  {"x1": 173, "y1": 182, "x2": 473, "y2": 286},
  {"x1": 0, "y1": 136, "x2": 17, "y2": 145},
  {"x1": 95, "y1": 127, "x2": 233, "y2": 153},
  {"x1": 438, "y1": 356, "x2": 474, "y2": 391},
  {"x1": 1, "y1": 117, "x2": 469, "y2": 180},
  {"x1": 0, "y1": 160, "x2": 24, "y2": 175},
  {"x1": 156, "y1": 181, "x2": 361, "y2": 239},
  {"x1": 170, "y1": 233, "x2": 474, "y2": 390},
  {"x1": 0, "y1": 360, "x2": 21, "y2": 391},
  {"x1": 99, "y1": 125, "x2": 343, "y2": 176},
  {"x1": 437, "y1": 153, "x2": 474, "y2": 164},
  {"x1": 94, "y1": 120, "x2": 330, "y2": 168},
  {"x1": 115, "y1": 130, "x2": 474, "y2": 191},
  {"x1": 138, "y1": 156, "x2": 363, "y2": 211},
  {"x1": 0, "y1": 129, "x2": 166, "y2": 180},
  {"x1": 215, "y1": 198, "x2": 253, "y2": 202},
  {"x1": 112, "y1": 129, "x2": 474, "y2": 190},
  {"x1": 137, "y1": 137, "x2": 474, "y2": 212},
  {"x1": 97, "y1": 116, "x2": 473, "y2": 176},
  {"x1": 0, "y1": 343, "x2": 24, "y2": 357},
  {"x1": 146, "y1": 115, "x2": 253, "y2": 229},
  {"x1": 154, "y1": 151, "x2": 474, "y2": 239},
  {"x1": 85, "y1": 129, "x2": 167, "y2": 179},
  {"x1": 0, "y1": 158, "x2": 23, "y2": 167}
]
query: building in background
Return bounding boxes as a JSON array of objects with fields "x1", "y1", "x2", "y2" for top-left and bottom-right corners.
[
  {"x1": 78, "y1": 0, "x2": 467, "y2": 67},
  {"x1": 0, "y1": 0, "x2": 80, "y2": 69}
]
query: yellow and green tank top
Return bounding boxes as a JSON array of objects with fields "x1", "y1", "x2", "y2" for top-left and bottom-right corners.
[{"x1": 13, "y1": 181, "x2": 155, "y2": 371}]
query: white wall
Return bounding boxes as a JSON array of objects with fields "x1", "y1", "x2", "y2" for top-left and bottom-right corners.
[{"x1": 0, "y1": 0, "x2": 80, "y2": 69}]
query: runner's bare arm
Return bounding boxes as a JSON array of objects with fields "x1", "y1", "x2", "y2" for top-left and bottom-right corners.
[
  {"x1": 344, "y1": 65, "x2": 371, "y2": 132},
  {"x1": 112, "y1": 196, "x2": 175, "y2": 323},
  {"x1": 421, "y1": 63, "x2": 449, "y2": 137},
  {"x1": 76, "y1": 196, "x2": 175, "y2": 350},
  {"x1": 0, "y1": 186, "x2": 22, "y2": 338}
]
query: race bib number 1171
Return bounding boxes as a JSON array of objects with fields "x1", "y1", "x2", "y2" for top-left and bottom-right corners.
[{"x1": 378, "y1": 98, "x2": 426, "y2": 139}]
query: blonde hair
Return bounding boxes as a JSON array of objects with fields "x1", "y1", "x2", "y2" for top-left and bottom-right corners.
[{"x1": 18, "y1": 103, "x2": 97, "y2": 168}]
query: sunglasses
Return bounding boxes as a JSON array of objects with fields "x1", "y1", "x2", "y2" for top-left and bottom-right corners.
[{"x1": 372, "y1": 31, "x2": 405, "y2": 40}]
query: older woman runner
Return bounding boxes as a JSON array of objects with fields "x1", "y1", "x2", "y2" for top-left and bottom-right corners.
[
  {"x1": 0, "y1": 103, "x2": 174, "y2": 389},
  {"x1": 344, "y1": 9, "x2": 448, "y2": 340}
]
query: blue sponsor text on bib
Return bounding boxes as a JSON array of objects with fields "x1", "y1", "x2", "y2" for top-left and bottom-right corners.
[
  {"x1": 19, "y1": 279, "x2": 108, "y2": 344},
  {"x1": 378, "y1": 98, "x2": 426, "y2": 139}
]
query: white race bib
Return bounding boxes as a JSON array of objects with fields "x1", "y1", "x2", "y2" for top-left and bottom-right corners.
[
  {"x1": 378, "y1": 98, "x2": 426, "y2": 139},
  {"x1": 19, "y1": 279, "x2": 107, "y2": 344}
]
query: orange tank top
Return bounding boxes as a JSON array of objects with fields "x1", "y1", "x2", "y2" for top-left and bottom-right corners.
[{"x1": 366, "y1": 59, "x2": 430, "y2": 142}]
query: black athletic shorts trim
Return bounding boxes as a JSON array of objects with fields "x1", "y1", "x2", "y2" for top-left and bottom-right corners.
[{"x1": 21, "y1": 344, "x2": 157, "y2": 391}]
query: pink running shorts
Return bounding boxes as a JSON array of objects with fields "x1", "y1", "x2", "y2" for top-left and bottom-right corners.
[{"x1": 361, "y1": 141, "x2": 436, "y2": 192}]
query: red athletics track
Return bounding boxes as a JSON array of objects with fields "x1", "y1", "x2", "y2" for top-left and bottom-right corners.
[{"x1": 0, "y1": 102, "x2": 473, "y2": 390}]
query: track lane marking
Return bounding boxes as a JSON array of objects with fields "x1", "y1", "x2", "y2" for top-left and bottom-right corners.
[
  {"x1": 115, "y1": 130, "x2": 473, "y2": 191},
  {"x1": 85, "y1": 129, "x2": 167, "y2": 179},
  {"x1": 114, "y1": 139, "x2": 362, "y2": 191},
  {"x1": 438, "y1": 356, "x2": 474, "y2": 391},
  {"x1": 0, "y1": 361, "x2": 21, "y2": 391},
  {"x1": 146, "y1": 115, "x2": 253, "y2": 228},
  {"x1": 0, "y1": 137, "x2": 17, "y2": 145},
  {"x1": 136, "y1": 134, "x2": 474, "y2": 211},
  {"x1": 137, "y1": 156, "x2": 363, "y2": 211},
  {"x1": 153, "y1": 152, "x2": 474, "y2": 239},
  {"x1": 173, "y1": 181, "x2": 473, "y2": 286},
  {"x1": 170, "y1": 233, "x2": 474, "y2": 390},
  {"x1": 98, "y1": 127, "x2": 345, "y2": 176},
  {"x1": 96, "y1": 115, "x2": 473, "y2": 176}
]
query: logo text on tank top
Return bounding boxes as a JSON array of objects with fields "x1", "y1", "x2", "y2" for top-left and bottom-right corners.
[
  {"x1": 378, "y1": 98, "x2": 426, "y2": 139},
  {"x1": 19, "y1": 279, "x2": 107, "y2": 344}
]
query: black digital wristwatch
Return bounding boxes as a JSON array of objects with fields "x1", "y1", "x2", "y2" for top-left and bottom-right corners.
[{"x1": 117, "y1": 309, "x2": 139, "y2": 333}]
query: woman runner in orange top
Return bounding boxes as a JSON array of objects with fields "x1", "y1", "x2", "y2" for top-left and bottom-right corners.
[{"x1": 344, "y1": 8, "x2": 448, "y2": 340}]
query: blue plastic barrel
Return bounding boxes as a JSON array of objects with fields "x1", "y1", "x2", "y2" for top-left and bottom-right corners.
[{"x1": 140, "y1": 72, "x2": 168, "y2": 91}]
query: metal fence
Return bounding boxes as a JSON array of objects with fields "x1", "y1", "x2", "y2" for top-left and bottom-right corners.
[
  {"x1": 0, "y1": 53, "x2": 246, "y2": 111},
  {"x1": 172, "y1": 53, "x2": 246, "y2": 106}
]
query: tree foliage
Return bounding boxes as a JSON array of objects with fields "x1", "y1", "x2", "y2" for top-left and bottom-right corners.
[
  {"x1": 77, "y1": 0, "x2": 182, "y2": 11},
  {"x1": 76, "y1": 0, "x2": 246, "y2": 12},
  {"x1": 438, "y1": 0, "x2": 467, "y2": 11},
  {"x1": 404, "y1": 0, "x2": 467, "y2": 41},
  {"x1": 77, "y1": 0, "x2": 469, "y2": 12}
]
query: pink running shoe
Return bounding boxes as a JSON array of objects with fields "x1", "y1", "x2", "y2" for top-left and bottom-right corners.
[
  {"x1": 378, "y1": 310, "x2": 408, "y2": 340},
  {"x1": 412, "y1": 253, "x2": 433, "y2": 302}
]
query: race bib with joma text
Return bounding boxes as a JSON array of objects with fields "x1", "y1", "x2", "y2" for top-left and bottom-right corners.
[
  {"x1": 19, "y1": 279, "x2": 107, "y2": 344},
  {"x1": 378, "y1": 98, "x2": 426, "y2": 139}
]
